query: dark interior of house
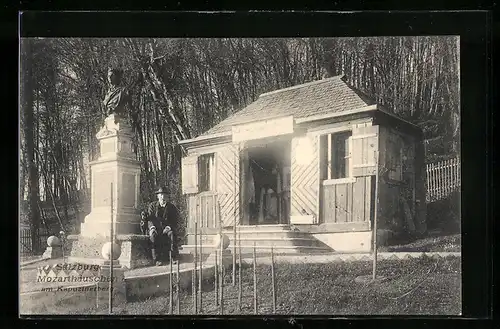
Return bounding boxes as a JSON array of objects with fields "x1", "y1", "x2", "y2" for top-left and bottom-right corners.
[{"x1": 246, "y1": 141, "x2": 291, "y2": 225}]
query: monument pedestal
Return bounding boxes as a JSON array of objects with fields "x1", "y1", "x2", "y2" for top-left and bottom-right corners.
[
  {"x1": 67, "y1": 234, "x2": 153, "y2": 269},
  {"x1": 80, "y1": 114, "x2": 141, "y2": 238},
  {"x1": 68, "y1": 114, "x2": 151, "y2": 269}
]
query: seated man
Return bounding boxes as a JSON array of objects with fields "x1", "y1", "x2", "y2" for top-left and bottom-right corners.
[{"x1": 140, "y1": 186, "x2": 180, "y2": 266}]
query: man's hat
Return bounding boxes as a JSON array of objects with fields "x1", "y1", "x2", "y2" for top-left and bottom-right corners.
[{"x1": 155, "y1": 186, "x2": 168, "y2": 195}]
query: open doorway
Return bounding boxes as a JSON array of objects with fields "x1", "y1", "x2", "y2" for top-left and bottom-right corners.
[{"x1": 243, "y1": 140, "x2": 291, "y2": 225}]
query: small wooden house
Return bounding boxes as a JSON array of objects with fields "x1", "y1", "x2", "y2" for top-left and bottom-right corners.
[{"x1": 179, "y1": 75, "x2": 426, "y2": 253}]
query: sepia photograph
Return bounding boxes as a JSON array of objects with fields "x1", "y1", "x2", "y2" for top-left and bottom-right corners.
[{"x1": 19, "y1": 36, "x2": 461, "y2": 316}]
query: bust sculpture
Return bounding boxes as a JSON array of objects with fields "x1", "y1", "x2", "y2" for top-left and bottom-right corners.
[{"x1": 103, "y1": 67, "x2": 129, "y2": 116}]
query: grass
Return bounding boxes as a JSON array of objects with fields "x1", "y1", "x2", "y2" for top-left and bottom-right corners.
[
  {"x1": 379, "y1": 233, "x2": 461, "y2": 253},
  {"x1": 20, "y1": 256, "x2": 461, "y2": 315}
]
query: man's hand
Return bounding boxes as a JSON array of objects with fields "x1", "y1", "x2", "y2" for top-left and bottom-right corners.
[
  {"x1": 140, "y1": 211, "x2": 147, "y2": 227},
  {"x1": 162, "y1": 226, "x2": 171, "y2": 234}
]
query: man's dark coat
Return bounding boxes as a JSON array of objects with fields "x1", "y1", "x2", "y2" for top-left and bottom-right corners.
[{"x1": 143, "y1": 201, "x2": 181, "y2": 236}]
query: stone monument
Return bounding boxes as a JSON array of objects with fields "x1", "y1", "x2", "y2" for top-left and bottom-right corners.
[{"x1": 67, "y1": 67, "x2": 152, "y2": 269}]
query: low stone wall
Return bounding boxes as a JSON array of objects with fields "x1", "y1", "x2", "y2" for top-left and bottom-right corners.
[{"x1": 66, "y1": 234, "x2": 153, "y2": 269}]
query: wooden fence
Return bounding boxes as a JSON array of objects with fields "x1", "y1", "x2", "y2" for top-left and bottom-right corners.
[{"x1": 426, "y1": 157, "x2": 460, "y2": 203}]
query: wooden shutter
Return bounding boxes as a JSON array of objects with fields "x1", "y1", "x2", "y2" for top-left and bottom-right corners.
[
  {"x1": 216, "y1": 144, "x2": 240, "y2": 226},
  {"x1": 351, "y1": 125, "x2": 379, "y2": 176},
  {"x1": 181, "y1": 155, "x2": 199, "y2": 194},
  {"x1": 290, "y1": 135, "x2": 320, "y2": 220}
]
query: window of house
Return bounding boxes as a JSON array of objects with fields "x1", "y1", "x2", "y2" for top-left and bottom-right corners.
[
  {"x1": 386, "y1": 137, "x2": 403, "y2": 181},
  {"x1": 319, "y1": 131, "x2": 352, "y2": 180},
  {"x1": 198, "y1": 153, "x2": 215, "y2": 192}
]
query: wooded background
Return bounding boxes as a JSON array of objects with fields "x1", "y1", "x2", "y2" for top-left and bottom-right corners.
[{"x1": 19, "y1": 37, "x2": 460, "y2": 239}]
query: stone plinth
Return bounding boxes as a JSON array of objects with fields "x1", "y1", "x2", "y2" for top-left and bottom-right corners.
[
  {"x1": 67, "y1": 234, "x2": 153, "y2": 270},
  {"x1": 42, "y1": 246, "x2": 63, "y2": 259},
  {"x1": 80, "y1": 114, "x2": 141, "y2": 238}
]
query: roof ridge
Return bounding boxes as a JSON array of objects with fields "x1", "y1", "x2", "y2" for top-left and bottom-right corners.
[{"x1": 259, "y1": 74, "x2": 345, "y2": 98}]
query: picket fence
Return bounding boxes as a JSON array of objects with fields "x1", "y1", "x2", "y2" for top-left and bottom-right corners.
[{"x1": 426, "y1": 157, "x2": 460, "y2": 203}]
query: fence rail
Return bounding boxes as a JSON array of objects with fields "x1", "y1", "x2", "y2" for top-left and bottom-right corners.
[{"x1": 426, "y1": 157, "x2": 460, "y2": 203}]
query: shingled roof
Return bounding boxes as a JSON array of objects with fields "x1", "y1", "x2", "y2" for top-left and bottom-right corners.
[{"x1": 200, "y1": 75, "x2": 376, "y2": 137}]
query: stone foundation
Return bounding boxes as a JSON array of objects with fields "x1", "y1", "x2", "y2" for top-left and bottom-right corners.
[
  {"x1": 312, "y1": 229, "x2": 395, "y2": 252},
  {"x1": 67, "y1": 234, "x2": 153, "y2": 270},
  {"x1": 116, "y1": 235, "x2": 153, "y2": 269},
  {"x1": 312, "y1": 231, "x2": 372, "y2": 252}
]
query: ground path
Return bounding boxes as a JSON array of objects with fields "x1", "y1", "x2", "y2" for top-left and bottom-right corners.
[{"x1": 20, "y1": 250, "x2": 460, "y2": 295}]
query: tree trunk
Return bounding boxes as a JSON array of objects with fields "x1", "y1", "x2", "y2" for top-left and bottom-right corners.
[{"x1": 21, "y1": 38, "x2": 41, "y2": 252}]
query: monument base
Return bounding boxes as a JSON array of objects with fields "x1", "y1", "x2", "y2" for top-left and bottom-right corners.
[
  {"x1": 67, "y1": 234, "x2": 153, "y2": 270},
  {"x1": 80, "y1": 211, "x2": 141, "y2": 238}
]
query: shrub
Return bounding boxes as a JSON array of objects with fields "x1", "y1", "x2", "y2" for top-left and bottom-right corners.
[{"x1": 426, "y1": 190, "x2": 460, "y2": 233}]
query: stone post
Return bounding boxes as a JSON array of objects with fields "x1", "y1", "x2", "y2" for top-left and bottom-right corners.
[
  {"x1": 96, "y1": 242, "x2": 126, "y2": 307},
  {"x1": 42, "y1": 236, "x2": 63, "y2": 259},
  {"x1": 204, "y1": 234, "x2": 232, "y2": 266}
]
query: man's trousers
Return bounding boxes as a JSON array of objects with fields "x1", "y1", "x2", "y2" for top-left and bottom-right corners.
[{"x1": 149, "y1": 230, "x2": 178, "y2": 262}]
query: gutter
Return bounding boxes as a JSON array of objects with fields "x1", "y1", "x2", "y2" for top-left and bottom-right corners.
[
  {"x1": 294, "y1": 104, "x2": 378, "y2": 124},
  {"x1": 296, "y1": 104, "x2": 422, "y2": 134},
  {"x1": 178, "y1": 131, "x2": 232, "y2": 146},
  {"x1": 376, "y1": 107, "x2": 423, "y2": 132}
]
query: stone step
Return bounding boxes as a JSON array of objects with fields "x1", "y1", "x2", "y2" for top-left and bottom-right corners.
[
  {"x1": 219, "y1": 230, "x2": 307, "y2": 239},
  {"x1": 184, "y1": 225, "x2": 333, "y2": 254},
  {"x1": 221, "y1": 224, "x2": 292, "y2": 232},
  {"x1": 188, "y1": 227, "x2": 304, "y2": 239},
  {"x1": 236, "y1": 245, "x2": 332, "y2": 254},
  {"x1": 231, "y1": 237, "x2": 326, "y2": 248},
  {"x1": 187, "y1": 233, "x2": 327, "y2": 247},
  {"x1": 188, "y1": 231, "x2": 311, "y2": 243},
  {"x1": 186, "y1": 237, "x2": 325, "y2": 248},
  {"x1": 181, "y1": 244, "x2": 332, "y2": 254}
]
